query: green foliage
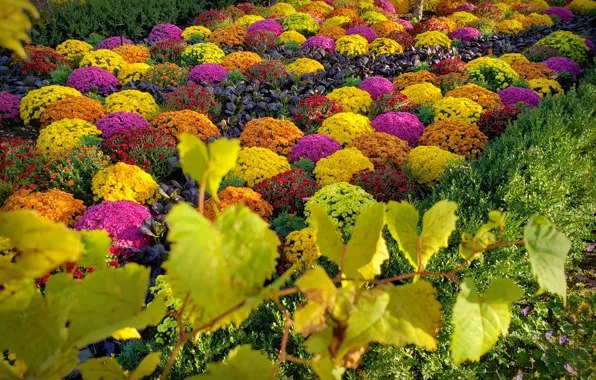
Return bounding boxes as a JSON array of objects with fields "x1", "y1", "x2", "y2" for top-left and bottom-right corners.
[
  {"x1": 227, "y1": 70, "x2": 248, "y2": 84},
  {"x1": 270, "y1": 212, "x2": 308, "y2": 238},
  {"x1": 416, "y1": 104, "x2": 435, "y2": 125},
  {"x1": 342, "y1": 76, "x2": 362, "y2": 87},
  {"x1": 412, "y1": 62, "x2": 431, "y2": 72},
  {"x1": 49, "y1": 64, "x2": 73, "y2": 85},
  {"x1": 188, "y1": 345, "x2": 273, "y2": 379},
  {"x1": 291, "y1": 158, "x2": 315, "y2": 176}
]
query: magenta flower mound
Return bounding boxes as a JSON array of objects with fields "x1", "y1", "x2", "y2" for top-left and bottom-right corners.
[
  {"x1": 359, "y1": 77, "x2": 395, "y2": 100},
  {"x1": 542, "y1": 57, "x2": 582, "y2": 78},
  {"x1": 0, "y1": 92, "x2": 21, "y2": 125},
  {"x1": 289, "y1": 134, "x2": 342, "y2": 163},
  {"x1": 453, "y1": 3, "x2": 476, "y2": 12},
  {"x1": 311, "y1": 14, "x2": 323, "y2": 24},
  {"x1": 374, "y1": 0, "x2": 396, "y2": 14},
  {"x1": 396, "y1": 19, "x2": 413, "y2": 31},
  {"x1": 544, "y1": 7, "x2": 574, "y2": 21},
  {"x1": 66, "y1": 66, "x2": 119, "y2": 96},
  {"x1": 98, "y1": 36, "x2": 135, "y2": 50},
  {"x1": 497, "y1": 87, "x2": 541, "y2": 108},
  {"x1": 347, "y1": 26, "x2": 378, "y2": 43},
  {"x1": 148, "y1": 23, "x2": 183, "y2": 42},
  {"x1": 585, "y1": 39, "x2": 595, "y2": 56},
  {"x1": 449, "y1": 27, "x2": 481, "y2": 42},
  {"x1": 74, "y1": 200, "x2": 152, "y2": 250},
  {"x1": 371, "y1": 112, "x2": 424, "y2": 144},
  {"x1": 95, "y1": 112, "x2": 149, "y2": 138},
  {"x1": 247, "y1": 19, "x2": 284, "y2": 36},
  {"x1": 302, "y1": 36, "x2": 336, "y2": 53},
  {"x1": 188, "y1": 64, "x2": 229, "y2": 84}
]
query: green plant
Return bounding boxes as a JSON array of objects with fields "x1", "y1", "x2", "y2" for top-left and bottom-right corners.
[
  {"x1": 342, "y1": 75, "x2": 362, "y2": 87},
  {"x1": 49, "y1": 64, "x2": 73, "y2": 85}
]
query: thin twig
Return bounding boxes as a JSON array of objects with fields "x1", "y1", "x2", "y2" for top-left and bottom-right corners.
[
  {"x1": 270, "y1": 298, "x2": 293, "y2": 380},
  {"x1": 198, "y1": 175, "x2": 207, "y2": 216}
]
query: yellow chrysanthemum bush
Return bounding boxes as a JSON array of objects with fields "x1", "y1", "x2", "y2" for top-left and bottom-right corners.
[
  {"x1": 433, "y1": 97, "x2": 484, "y2": 124},
  {"x1": 112, "y1": 44, "x2": 151, "y2": 64},
  {"x1": 235, "y1": 15, "x2": 264, "y2": 28},
  {"x1": 104, "y1": 90, "x2": 160, "y2": 120},
  {"x1": 313, "y1": 147, "x2": 374, "y2": 187},
  {"x1": 496, "y1": 19, "x2": 525, "y2": 34},
  {"x1": 117, "y1": 63, "x2": 151, "y2": 85},
  {"x1": 393, "y1": 71, "x2": 440, "y2": 91},
  {"x1": 326, "y1": 86, "x2": 373, "y2": 114},
  {"x1": 360, "y1": 10, "x2": 388, "y2": 24},
  {"x1": 149, "y1": 110, "x2": 220, "y2": 142},
  {"x1": 318, "y1": 112, "x2": 374, "y2": 145},
  {"x1": 283, "y1": 228, "x2": 321, "y2": 268},
  {"x1": 283, "y1": 12, "x2": 320, "y2": 35},
  {"x1": 181, "y1": 26, "x2": 212, "y2": 41},
  {"x1": 528, "y1": 0, "x2": 550, "y2": 12},
  {"x1": 304, "y1": 181, "x2": 375, "y2": 239},
  {"x1": 567, "y1": 0, "x2": 596, "y2": 15},
  {"x1": 55, "y1": 39, "x2": 93, "y2": 63},
  {"x1": 79, "y1": 49, "x2": 126, "y2": 73},
  {"x1": 498, "y1": 53, "x2": 529, "y2": 65},
  {"x1": 527, "y1": 13, "x2": 554, "y2": 27},
  {"x1": 221, "y1": 51, "x2": 262, "y2": 73},
  {"x1": 414, "y1": 31, "x2": 452, "y2": 48},
  {"x1": 286, "y1": 58, "x2": 325, "y2": 76},
  {"x1": 536, "y1": 31, "x2": 589, "y2": 64},
  {"x1": 445, "y1": 83, "x2": 503, "y2": 112},
  {"x1": 336, "y1": 34, "x2": 369, "y2": 55},
  {"x1": 279, "y1": 31, "x2": 307, "y2": 45},
  {"x1": 19, "y1": 85, "x2": 82, "y2": 125},
  {"x1": 449, "y1": 11, "x2": 479, "y2": 27},
  {"x1": 322, "y1": 16, "x2": 351, "y2": 28},
  {"x1": 181, "y1": 43, "x2": 226, "y2": 65},
  {"x1": 401, "y1": 83, "x2": 443, "y2": 105},
  {"x1": 269, "y1": 2, "x2": 297, "y2": 16},
  {"x1": 239, "y1": 117, "x2": 304, "y2": 156},
  {"x1": 528, "y1": 78, "x2": 564, "y2": 97},
  {"x1": 417, "y1": 119, "x2": 488, "y2": 158},
  {"x1": 368, "y1": 38, "x2": 404, "y2": 55},
  {"x1": 36, "y1": 118, "x2": 101, "y2": 158},
  {"x1": 407, "y1": 145, "x2": 462, "y2": 186},
  {"x1": 0, "y1": 189, "x2": 85, "y2": 227},
  {"x1": 91, "y1": 162, "x2": 159, "y2": 204},
  {"x1": 467, "y1": 56, "x2": 519, "y2": 91},
  {"x1": 227, "y1": 147, "x2": 291, "y2": 187}
]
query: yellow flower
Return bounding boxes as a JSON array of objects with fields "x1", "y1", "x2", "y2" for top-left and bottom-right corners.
[
  {"x1": 327, "y1": 87, "x2": 373, "y2": 115},
  {"x1": 92, "y1": 162, "x2": 159, "y2": 204}
]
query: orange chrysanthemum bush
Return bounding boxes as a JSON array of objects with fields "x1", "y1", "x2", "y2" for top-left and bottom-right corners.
[
  {"x1": 112, "y1": 44, "x2": 151, "y2": 64},
  {"x1": 318, "y1": 112, "x2": 374, "y2": 146},
  {"x1": 371, "y1": 21, "x2": 405, "y2": 37},
  {"x1": 203, "y1": 187, "x2": 273, "y2": 221},
  {"x1": 444, "y1": 83, "x2": 503, "y2": 112},
  {"x1": 221, "y1": 51, "x2": 262, "y2": 74},
  {"x1": 417, "y1": 120, "x2": 488, "y2": 158},
  {"x1": 149, "y1": 110, "x2": 221, "y2": 142},
  {"x1": 330, "y1": 5, "x2": 359, "y2": 19},
  {"x1": 40, "y1": 96, "x2": 106, "y2": 128},
  {"x1": 437, "y1": 0, "x2": 467, "y2": 15},
  {"x1": 348, "y1": 131, "x2": 410, "y2": 169},
  {"x1": 393, "y1": 70, "x2": 440, "y2": 91},
  {"x1": 0, "y1": 188, "x2": 86, "y2": 227},
  {"x1": 239, "y1": 118, "x2": 304, "y2": 156},
  {"x1": 299, "y1": 2, "x2": 333, "y2": 18},
  {"x1": 313, "y1": 147, "x2": 374, "y2": 187},
  {"x1": 208, "y1": 25, "x2": 248, "y2": 47},
  {"x1": 317, "y1": 26, "x2": 347, "y2": 40},
  {"x1": 19, "y1": 85, "x2": 82, "y2": 125},
  {"x1": 141, "y1": 63, "x2": 189, "y2": 88},
  {"x1": 227, "y1": 147, "x2": 291, "y2": 187},
  {"x1": 510, "y1": 61, "x2": 556, "y2": 80}
]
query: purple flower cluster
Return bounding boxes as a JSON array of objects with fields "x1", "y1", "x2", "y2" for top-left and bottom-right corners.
[
  {"x1": 0, "y1": 92, "x2": 21, "y2": 125},
  {"x1": 66, "y1": 66, "x2": 119, "y2": 96},
  {"x1": 74, "y1": 200, "x2": 152, "y2": 250},
  {"x1": 347, "y1": 26, "x2": 378, "y2": 43},
  {"x1": 497, "y1": 87, "x2": 541, "y2": 108},
  {"x1": 359, "y1": 77, "x2": 395, "y2": 100},
  {"x1": 247, "y1": 19, "x2": 284, "y2": 36},
  {"x1": 98, "y1": 36, "x2": 135, "y2": 50},
  {"x1": 585, "y1": 39, "x2": 595, "y2": 56},
  {"x1": 449, "y1": 27, "x2": 481, "y2": 42},
  {"x1": 302, "y1": 36, "x2": 336, "y2": 53},
  {"x1": 544, "y1": 7, "x2": 574, "y2": 22},
  {"x1": 453, "y1": 3, "x2": 477, "y2": 12},
  {"x1": 371, "y1": 112, "x2": 424, "y2": 144},
  {"x1": 147, "y1": 23, "x2": 183, "y2": 42},
  {"x1": 310, "y1": 14, "x2": 323, "y2": 24},
  {"x1": 374, "y1": 0, "x2": 396, "y2": 14},
  {"x1": 396, "y1": 19, "x2": 413, "y2": 31},
  {"x1": 543, "y1": 57, "x2": 582, "y2": 78},
  {"x1": 188, "y1": 63, "x2": 229, "y2": 85},
  {"x1": 289, "y1": 134, "x2": 342, "y2": 163},
  {"x1": 95, "y1": 112, "x2": 149, "y2": 138}
]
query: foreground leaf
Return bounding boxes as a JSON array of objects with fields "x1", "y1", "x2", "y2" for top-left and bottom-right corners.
[
  {"x1": 294, "y1": 266, "x2": 337, "y2": 336},
  {"x1": 524, "y1": 215, "x2": 570, "y2": 304},
  {"x1": 78, "y1": 352, "x2": 160, "y2": 380},
  {"x1": 459, "y1": 211, "x2": 504, "y2": 260},
  {"x1": 308, "y1": 203, "x2": 344, "y2": 264},
  {"x1": 450, "y1": 278, "x2": 523, "y2": 365},
  {"x1": 188, "y1": 345, "x2": 273, "y2": 379}
]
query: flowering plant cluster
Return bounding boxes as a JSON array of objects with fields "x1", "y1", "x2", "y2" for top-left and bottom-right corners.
[
  {"x1": 319, "y1": 112, "x2": 373, "y2": 146},
  {"x1": 371, "y1": 111, "x2": 425, "y2": 144},
  {"x1": 418, "y1": 119, "x2": 488, "y2": 158},
  {"x1": 433, "y1": 97, "x2": 483, "y2": 124},
  {"x1": 279, "y1": 31, "x2": 307, "y2": 45},
  {"x1": 407, "y1": 145, "x2": 462, "y2": 186},
  {"x1": 1, "y1": 188, "x2": 86, "y2": 226},
  {"x1": 467, "y1": 56, "x2": 520, "y2": 91},
  {"x1": 510, "y1": 61, "x2": 555, "y2": 80},
  {"x1": 0, "y1": 92, "x2": 21, "y2": 126},
  {"x1": 164, "y1": 84, "x2": 221, "y2": 119},
  {"x1": 254, "y1": 168, "x2": 317, "y2": 215},
  {"x1": 282, "y1": 228, "x2": 320, "y2": 267},
  {"x1": 335, "y1": 34, "x2": 369, "y2": 55},
  {"x1": 350, "y1": 167, "x2": 414, "y2": 202},
  {"x1": 283, "y1": 12, "x2": 320, "y2": 35},
  {"x1": 245, "y1": 60, "x2": 288, "y2": 85},
  {"x1": 203, "y1": 186, "x2": 273, "y2": 221},
  {"x1": 40, "y1": 96, "x2": 106, "y2": 127},
  {"x1": 188, "y1": 63, "x2": 228, "y2": 84},
  {"x1": 542, "y1": 57, "x2": 582, "y2": 78},
  {"x1": 91, "y1": 162, "x2": 159, "y2": 204},
  {"x1": 393, "y1": 71, "x2": 440, "y2": 91},
  {"x1": 286, "y1": 58, "x2": 325, "y2": 77},
  {"x1": 348, "y1": 131, "x2": 410, "y2": 169},
  {"x1": 247, "y1": 19, "x2": 284, "y2": 36},
  {"x1": 414, "y1": 31, "x2": 452, "y2": 48},
  {"x1": 228, "y1": 147, "x2": 291, "y2": 187},
  {"x1": 36, "y1": 118, "x2": 101, "y2": 158},
  {"x1": 528, "y1": 78, "x2": 564, "y2": 97},
  {"x1": 368, "y1": 38, "x2": 403, "y2": 55},
  {"x1": 544, "y1": 7, "x2": 575, "y2": 21},
  {"x1": 117, "y1": 63, "x2": 151, "y2": 86},
  {"x1": 314, "y1": 147, "x2": 374, "y2": 187},
  {"x1": 368, "y1": 91, "x2": 415, "y2": 119},
  {"x1": 496, "y1": 19, "x2": 525, "y2": 34},
  {"x1": 497, "y1": 87, "x2": 542, "y2": 108},
  {"x1": 401, "y1": 82, "x2": 443, "y2": 105},
  {"x1": 449, "y1": 27, "x2": 481, "y2": 42},
  {"x1": 0, "y1": 137, "x2": 44, "y2": 190},
  {"x1": 358, "y1": 77, "x2": 394, "y2": 100},
  {"x1": 150, "y1": 110, "x2": 220, "y2": 141},
  {"x1": 95, "y1": 112, "x2": 148, "y2": 138},
  {"x1": 221, "y1": 51, "x2": 262, "y2": 73},
  {"x1": 98, "y1": 36, "x2": 134, "y2": 50},
  {"x1": 79, "y1": 49, "x2": 126, "y2": 74},
  {"x1": 293, "y1": 95, "x2": 344, "y2": 134},
  {"x1": 431, "y1": 57, "x2": 468, "y2": 76},
  {"x1": 477, "y1": 105, "x2": 523, "y2": 139},
  {"x1": 104, "y1": 90, "x2": 160, "y2": 120},
  {"x1": 181, "y1": 43, "x2": 225, "y2": 65},
  {"x1": 16, "y1": 49, "x2": 71, "y2": 79},
  {"x1": 55, "y1": 39, "x2": 94, "y2": 63},
  {"x1": 181, "y1": 26, "x2": 212, "y2": 41},
  {"x1": 113, "y1": 44, "x2": 151, "y2": 64},
  {"x1": 289, "y1": 134, "x2": 342, "y2": 163},
  {"x1": 245, "y1": 31, "x2": 279, "y2": 52},
  {"x1": 521, "y1": 45, "x2": 561, "y2": 62},
  {"x1": 302, "y1": 36, "x2": 336, "y2": 52},
  {"x1": 208, "y1": 25, "x2": 248, "y2": 47},
  {"x1": 445, "y1": 83, "x2": 503, "y2": 112},
  {"x1": 194, "y1": 9, "x2": 233, "y2": 29},
  {"x1": 326, "y1": 86, "x2": 373, "y2": 115},
  {"x1": 412, "y1": 19, "x2": 452, "y2": 35},
  {"x1": 142, "y1": 63, "x2": 188, "y2": 88},
  {"x1": 147, "y1": 24, "x2": 183, "y2": 42},
  {"x1": 536, "y1": 31, "x2": 589, "y2": 64},
  {"x1": 19, "y1": 85, "x2": 82, "y2": 125},
  {"x1": 240, "y1": 118, "x2": 304, "y2": 156},
  {"x1": 66, "y1": 67, "x2": 119, "y2": 96},
  {"x1": 347, "y1": 26, "x2": 378, "y2": 43},
  {"x1": 149, "y1": 39, "x2": 187, "y2": 64}
]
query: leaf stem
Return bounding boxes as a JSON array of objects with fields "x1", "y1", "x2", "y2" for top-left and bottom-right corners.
[{"x1": 198, "y1": 175, "x2": 207, "y2": 216}]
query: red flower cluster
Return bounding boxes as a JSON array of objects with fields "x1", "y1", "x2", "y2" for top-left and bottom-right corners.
[
  {"x1": 0, "y1": 137, "x2": 45, "y2": 190},
  {"x1": 17, "y1": 50, "x2": 72, "y2": 79},
  {"x1": 102, "y1": 128, "x2": 178, "y2": 180},
  {"x1": 164, "y1": 84, "x2": 222, "y2": 120},
  {"x1": 346, "y1": 19, "x2": 369, "y2": 28},
  {"x1": 412, "y1": 19, "x2": 451, "y2": 36},
  {"x1": 350, "y1": 167, "x2": 415, "y2": 203},
  {"x1": 245, "y1": 60, "x2": 288, "y2": 85},
  {"x1": 477, "y1": 106, "x2": 523, "y2": 139},
  {"x1": 431, "y1": 57, "x2": 468, "y2": 76},
  {"x1": 293, "y1": 94, "x2": 344, "y2": 134},
  {"x1": 368, "y1": 91, "x2": 415, "y2": 119},
  {"x1": 245, "y1": 31, "x2": 279, "y2": 52},
  {"x1": 194, "y1": 9, "x2": 232, "y2": 28},
  {"x1": 149, "y1": 39, "x2": 187, "y2": 63},
  {"x1": 387, "y1": 31, "x2": 414, "y2": 47},
  {"x1": 254, "y1": 169, "x2": 317, "y2": 215}
]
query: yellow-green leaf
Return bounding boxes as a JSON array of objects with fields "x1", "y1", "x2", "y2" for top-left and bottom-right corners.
[
  {"x1": 79, "y1": 230, "x2": 111, "y2": 269},
  {"x1": 78, "y1": 357, "x2": 125, "y2": 380},
  {"x1": 385, "y1": 201, "x2": 419, "y2": 270},
  {"x1": 419, "y1": 200, "x2": 458, "y2": 269},
  {"x1": 308, "y1": 204, "x2": 344, "y2": 264},
  {"x1": 294, "y1": 266, "x2": 337, "y2": 336},
  {"x1": 129, "y1": 352, "x2": 161, "y2": 380},
  {"x1": 188, "y1": 345, "x2": 273, "y2": 379},
  {"x1": 458, "y1": 210, "x2": 503, "y2": 260}
]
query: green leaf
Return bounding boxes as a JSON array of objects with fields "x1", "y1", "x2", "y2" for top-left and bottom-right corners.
[
  {"x1": 308, "y1": 204, "x2": 344, "y2": 264},
  {"x1": 386, "y1": 201, "x2": 458, "y2": 272},
  {"x1": 459, "y1": 211, "x2": 504, "y2": 260},
  {"x1": 303, "y1": 327, "x2": 346, "y2": 380},
  {"x1": 524, "y1": 215, "x2": 570, "y2": 304},
  {"x1": 78, "y1": 357, "x2": 125, "y2": 380},
  {"x1": 129, "y1": 352, "x2": 161, "y2": 380},
  {"x1": 294, "y1": 266, "x2": 337, "y2": 336},
  {"x1": 336, "y1": 281, "x2": 442, "y2": 361},
  {"x1": 188, "y1": 345, "x2": 273, "y2": 379},
  {"x1": 79, "y1": 230, "x2": 111, "y2": 269},
  {"x1": 450, "y1": 278, "x2": 523, "y2": 365},
  {"x1": 165, "y1": 203, "x2": 279, "y2": 329},
  {"x1": 0, "y1": 210, "x2": 83, "y2": 283},
  {"x1": 177, "y1": 133, "x2": 240, "y2": 202}
]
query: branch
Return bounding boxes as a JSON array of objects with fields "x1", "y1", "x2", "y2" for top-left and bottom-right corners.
[{"x1": 270, "y1": 298, "x2": 293, "y2": 380}]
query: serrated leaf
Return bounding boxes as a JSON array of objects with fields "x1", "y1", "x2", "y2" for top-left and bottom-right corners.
[
  {"x1": 308, "y1": 204, "x2": 344, "y2": 264},
  {"x1": 450, "y1": 278, "x2": 523, "y2": 365},
  {"x1": 111, "y1": 327, "x2": 141, "y2": 340},
  {"x1": 294, "y1": 266, "x2": 337, "y2": 336},
  {"x1": 79, "y1": 230, "x2": 111, "y2": 269},
  {"x1": 345, "y1": 202, "x2": 389, "y2": 280},
  {"x1": 386, "y1": 201, "x2": 458, "y2": 273},
  {"x1": 524, "y1": 215, "x2": 570, "y2": 304},
  {"x1": 0, "y1": 210, "x2": 83, "y2": 283},
  {"x1": 336, "y1": 281, "x2": 441, "y2": 361},
  {"x1": 177, "y1": 133, "x2": 240, "y2": 202},
  {"x1": 129, "y1": 352, "x2": 161, "y2": 380},
  {"x1": 188, "y1": 345, "x2": 273, "y2": 379},
  {"x1": 165, "y1": 203, "x2": 279, "y2": 329}
]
